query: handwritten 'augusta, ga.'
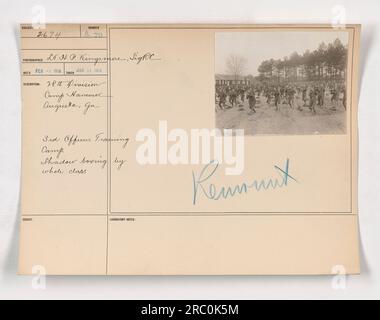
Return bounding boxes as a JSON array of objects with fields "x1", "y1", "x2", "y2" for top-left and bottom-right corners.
[{"x1": 191, "y1": 159, "x2": 298, "y2": 205}]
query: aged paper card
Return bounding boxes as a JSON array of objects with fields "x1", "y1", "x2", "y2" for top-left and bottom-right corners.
[{"x1": 18, "y1": 24, "x2": 360, "y2": 275}]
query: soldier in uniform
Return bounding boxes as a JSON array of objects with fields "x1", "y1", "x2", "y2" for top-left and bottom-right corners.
[
  {"x1": 342, "y1": 86, "x2": 347, "y2": 110},
  {"x1": 286, "y1": 87, "x2": 295, "y2": 108},
  {"x1": 229, "y1": 87, "x2": 238, "y2": 107},
  {"x1": 274, "y1": 88, "x2": 281, "y2": 112},
  {"x1": 314, "y1": 87, "x2": 320, "y2": 106},
  {"x1": 309, "y1": 89, "x2": 316, "y2": 114},
  {"x1": 302, "y1": 86, "x2": 308, "y2": 107},
  {"x1": 318, "y1": 85, "x2": 325, "y2": 107},
  {"x1": 295, "y1": 87, "x2": 304, "y2": 111},
  {"x1": 265, "y1": 86, "x2": 273, "y2": 105},
  {"x1": 239, "y1": 86, "x2": 245, "y2": 103},
  {"x1": 217, "y1": 88, "x2": 227, "y2": 111},
  {"x1": 247, "y1": 88, "x2": 257, "y2": 114},
  {"x1": 330, "y1": 87, "x2": 338, "y2": 111}
]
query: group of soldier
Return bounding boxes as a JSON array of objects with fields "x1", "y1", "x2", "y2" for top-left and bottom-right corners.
[{"x1": 216, "y1": 81, "x2": 347, "y2": 115}]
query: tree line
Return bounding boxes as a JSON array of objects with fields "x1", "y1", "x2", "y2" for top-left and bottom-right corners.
[{"x1": 257, "y1": 38, "x2": 348, "y2": 82}]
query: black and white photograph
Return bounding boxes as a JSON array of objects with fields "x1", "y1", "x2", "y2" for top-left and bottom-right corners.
[{"x1": 215, "y1": 31, "x2": 349, "y2": 135}]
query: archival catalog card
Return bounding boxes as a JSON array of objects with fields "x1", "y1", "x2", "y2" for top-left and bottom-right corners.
[{"x1": 18, "y1": 24, "x2": 361, "y2": 275}]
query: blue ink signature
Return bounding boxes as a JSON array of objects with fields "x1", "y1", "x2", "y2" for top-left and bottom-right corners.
[{"x1": 192, "y1": 159, "x2": 297, "y2": 205}]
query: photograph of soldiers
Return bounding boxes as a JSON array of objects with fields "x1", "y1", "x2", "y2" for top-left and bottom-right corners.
[{"x1": 215, "y1": 31, "x2": 349, "y2": 135}]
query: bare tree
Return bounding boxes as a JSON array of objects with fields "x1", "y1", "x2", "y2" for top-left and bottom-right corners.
[{"x1": 226, "y1": 54, "x2": 247, "y2": 80}]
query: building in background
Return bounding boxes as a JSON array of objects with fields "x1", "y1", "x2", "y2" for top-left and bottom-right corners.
[{"x1": 215, "y1": 74, "x2": 251, "y2": 86}]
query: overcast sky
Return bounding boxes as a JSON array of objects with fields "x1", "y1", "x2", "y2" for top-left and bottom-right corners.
[{"x1": 215, "y1": 31, "x2": 349, "y2": 76}]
